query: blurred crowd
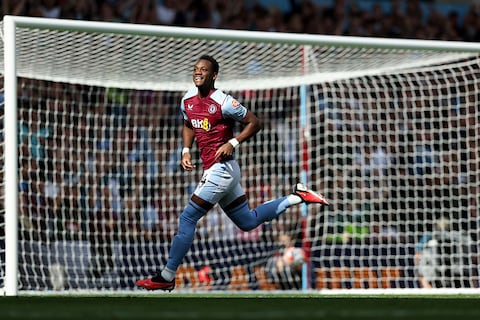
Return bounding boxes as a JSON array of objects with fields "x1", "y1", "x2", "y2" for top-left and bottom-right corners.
[{"x1": 3, "y1": 0, "x2": 480, "y2": 42}]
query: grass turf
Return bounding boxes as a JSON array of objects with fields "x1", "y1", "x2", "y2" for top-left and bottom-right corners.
[{"x1": 2, "y1": 294, "x2": 480, "y2": 320}]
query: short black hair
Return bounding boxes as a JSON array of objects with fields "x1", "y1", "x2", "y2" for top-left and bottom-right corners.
[{"x1": 198, "y1": 54, "x2": 219, "y2": 74}]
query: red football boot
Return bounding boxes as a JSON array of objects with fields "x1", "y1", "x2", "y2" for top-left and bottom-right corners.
[
  {"x1": 136, "y1": 273, "x2": 175, "y2": 291},
  {"x1": 293, "y1": 183, "x2": 329, "y2": 205}
]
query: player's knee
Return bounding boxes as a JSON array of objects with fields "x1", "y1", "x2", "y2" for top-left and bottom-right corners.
[
  {"x1": 176, "y1": 203, "x2": 206, "y2": 241},
  {"x1": 179, "y1": 200, "x2": 208, "y2": 225},
  {"x1": 174, "y1": 228, "x2": 195, "y2": 243},
  {"x1": 176, "y1": 217, "x2": 196, "y2": 241},
  {"x1": 179, "y1": 211, "x2": 197, "y2": 226}
]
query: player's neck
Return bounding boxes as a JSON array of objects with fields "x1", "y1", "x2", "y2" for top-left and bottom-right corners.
[{"x1": 197, "y1": 85, "x2": 214, "y2": 98}]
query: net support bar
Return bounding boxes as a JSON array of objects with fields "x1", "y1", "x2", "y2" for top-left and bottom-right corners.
[
  {"x1": 3, "y1": 15, "x2": 19, "y2": 296},
  {"x1": 5, "y1": 15, "x2": 480, "y2": 52}
]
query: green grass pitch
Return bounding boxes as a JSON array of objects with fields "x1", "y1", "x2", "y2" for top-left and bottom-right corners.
[{"x1": 2, "y1": 293, "x2": 480, "y2": 320}]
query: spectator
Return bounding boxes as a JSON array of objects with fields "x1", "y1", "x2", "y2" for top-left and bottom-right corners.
[
  {"x1": 463, "y1": 3, "x2": 479, "y2": 41},
  {"x1": 2, "y1": 0, "x2": 28, "y2": 16},
  {"x1": 86, "y1": 152, "x2": 118, "y2": 279},
  {"x1": 265, "y1": 233, "x2": 305, "y2": 290},
  {"x1": 38, "y1": 0, "x2": 61, "y2": 18},
  {"x1": 155, "y1": 0, "x2": 179, "y2": 25},
  {"x1": 128, "y1": 0, "x2": 157, "y2": 24},
  {"x1": 18, "y1": 107, "x2": 53, "y2": 164},
  {"x1": 415, "y1": 217, "x2": 476, "y2": 288},
  {"x1": 95, "y1": 1, "x2": 122, "y2": 22}
]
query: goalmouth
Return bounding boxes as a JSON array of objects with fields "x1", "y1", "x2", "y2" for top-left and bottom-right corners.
[{"x1": 1, "y1": 15, "x2": 480, "y2": 296}]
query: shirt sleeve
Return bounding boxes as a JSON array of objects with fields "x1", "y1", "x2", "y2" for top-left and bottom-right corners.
[
  {"x1": 221, "y1": 95, "x2": 248, "y2": 121},
  {"x1": 180, "y1": 96, "x2": 188, "y2": 121},
  {"x1": 180, "y1": 87, "x2": 197, "y2": 121}
]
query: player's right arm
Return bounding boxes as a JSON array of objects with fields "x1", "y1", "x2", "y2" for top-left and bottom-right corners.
[{"x1": 181, "y1": 120, "x2": 196, "y2": 171}]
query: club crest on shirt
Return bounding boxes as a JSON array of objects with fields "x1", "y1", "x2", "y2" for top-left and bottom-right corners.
[
  {"x1": 208, "y1": 104, "x2": 217, "y2": 114},
  {"x1": 231, "y1": 99, "x2": 239, "y2": 108}
]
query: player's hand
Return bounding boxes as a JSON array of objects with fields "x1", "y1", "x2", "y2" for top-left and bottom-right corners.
[
  {"x1": 181, "y1": 153, "x2": 196, "y2": 171},
  {"x1": 215, "y1": 142, "x2": 234, "y2": 160}
]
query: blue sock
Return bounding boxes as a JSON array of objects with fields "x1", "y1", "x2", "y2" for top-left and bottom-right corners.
[{"x1": 165, "y1": 201, "x2": 208, "y2": 273}]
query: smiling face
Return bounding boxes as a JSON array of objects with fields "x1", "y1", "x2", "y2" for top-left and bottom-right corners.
[{"x1": 192, "y1": 58, "x2": 217, "y2": 90}]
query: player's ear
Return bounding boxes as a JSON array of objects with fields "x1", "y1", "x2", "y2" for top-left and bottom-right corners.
[{"x1": 212, "y1": 72, "x2": 218, "y2": 81}]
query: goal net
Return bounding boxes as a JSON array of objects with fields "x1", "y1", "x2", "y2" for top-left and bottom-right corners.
[{"x1": 1, "y1": 16, "x2": 480, "y2": 294}]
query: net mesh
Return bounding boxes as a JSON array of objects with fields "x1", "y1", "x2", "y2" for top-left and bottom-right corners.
[
  {"x1": 0, "y1": 23, "x2": 476, "y2": 90},
  {"x1": 1, "y1": 18, "x2": 479, "y2": 292},
  {"x1": 309, "y1": 60, "x2": 480, "y2": 289}
]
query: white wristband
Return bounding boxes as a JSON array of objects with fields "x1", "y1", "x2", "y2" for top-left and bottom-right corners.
[
  {"x1": 182, "y1": 147, "x2": 190, "y2": 155},
  {"x1": 228, "y1": 138, "x2": 240, "y2": 148}
]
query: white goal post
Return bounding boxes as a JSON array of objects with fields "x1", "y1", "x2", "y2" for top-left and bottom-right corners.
[{"x1": 1, "y1": 15, "x2": 480, "y2": 296}]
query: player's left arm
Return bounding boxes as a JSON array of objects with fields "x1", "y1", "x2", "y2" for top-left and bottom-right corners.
[
  {"x1": 214, "y1": 110, "x2": 262, "y2": 159},
  {"x1": 235, "y1": 110, "x2": 262, "y2": 143}
]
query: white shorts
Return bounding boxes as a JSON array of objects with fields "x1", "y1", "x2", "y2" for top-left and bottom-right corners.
[{"x1": 193, "y1": 160, "x2": 245, "y2": 208}]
